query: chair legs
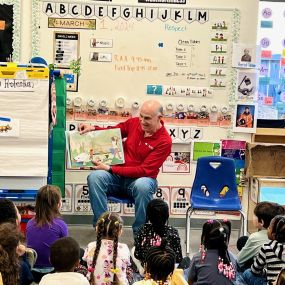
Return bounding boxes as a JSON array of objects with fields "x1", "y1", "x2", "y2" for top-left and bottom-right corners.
[
  {"x1": 186, "y1": 208, "x2": 247, "y2": 256},
  {"x1": 185, "y1": 206, "x2": 194, "y2": 256},
  {"x1": 239, "y1": 210, "x2": 247, "y2": 237}
]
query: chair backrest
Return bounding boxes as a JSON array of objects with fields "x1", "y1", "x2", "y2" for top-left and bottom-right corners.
[{"x1": 191, "y1": 156, "x2": 238, "y2": 200}]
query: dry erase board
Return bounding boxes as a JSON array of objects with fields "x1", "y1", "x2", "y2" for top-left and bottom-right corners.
[{"x1": 38, "y1": 1, "x2": 238, "y2": 109}]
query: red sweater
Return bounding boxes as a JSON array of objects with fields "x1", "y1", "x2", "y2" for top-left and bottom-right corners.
[{"x1": 95, "y1": 117, "x2": 172, "y2": 178}]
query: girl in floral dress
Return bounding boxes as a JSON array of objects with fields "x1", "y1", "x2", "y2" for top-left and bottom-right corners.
[{"x1": 83, "y1": 212, "x2": 131, "y2": 285}]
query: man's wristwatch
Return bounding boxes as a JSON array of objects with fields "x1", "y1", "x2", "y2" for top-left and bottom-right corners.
[{"x1": 108, "y1": 166, "x2": 113, "y2": 174}]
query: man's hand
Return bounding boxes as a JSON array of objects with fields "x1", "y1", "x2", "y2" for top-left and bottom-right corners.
[
  {"x1": 91, "y1": 159, "x2": 111, "y2": 172},
  {"x1": 78, "y1": 123, "x2": 94, "y2": 134}
]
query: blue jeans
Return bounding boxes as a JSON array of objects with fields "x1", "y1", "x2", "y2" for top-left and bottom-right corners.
[
  {"x1": 242, "y1": 269, "x2": 267, "y2": 285},
  {"x1": 87, "y1": 170, "x2": 157, "y2": 235}
]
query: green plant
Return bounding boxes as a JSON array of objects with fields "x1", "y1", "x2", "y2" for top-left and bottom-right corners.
[{"x1": 70, "y1": 57, "x2": 82, "y2": 76}]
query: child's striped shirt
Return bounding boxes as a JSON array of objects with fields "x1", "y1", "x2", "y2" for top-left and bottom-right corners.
[{"x1": 251, "y1": 240, "x2": 285, "y2": 284}]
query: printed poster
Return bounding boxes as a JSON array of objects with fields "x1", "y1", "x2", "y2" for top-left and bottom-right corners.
[
  {"x1": 162, "y1": 152, "x2": 191, "y2": 173},
  {"x1": 192, "y1": 141, "x2": 221, "y2": 161},
  {"x1": 221, "y1": 139, "x2": 246, "y2": 185},
  {"x1": 53, "y1": 32, "x2": 80, "y2": 67}
]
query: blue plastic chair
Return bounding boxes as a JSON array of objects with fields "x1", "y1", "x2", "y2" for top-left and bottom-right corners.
[{"x1": 185, "y1": 156, "x2": 246, "y2": 255}]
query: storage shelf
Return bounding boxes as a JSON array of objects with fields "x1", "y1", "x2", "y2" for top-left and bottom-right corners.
[{"x1": 252, "y1": 128, "x2": 285, "y2": 143}]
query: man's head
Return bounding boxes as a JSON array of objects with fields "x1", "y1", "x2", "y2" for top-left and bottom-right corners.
[
  {"x1": 244, "y1": 48, "x2": 250, "y2": 55},
  {"x1": 139, "y1": 100, "x2": 163, "y2": 135},
  {"x1": 50, "y1": 237, "x2": 80, "y2": 272}
]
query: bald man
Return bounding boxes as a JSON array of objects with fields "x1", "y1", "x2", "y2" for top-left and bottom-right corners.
[{"x1": 78, "y1": 100, "x2": 172, "y2": 235}]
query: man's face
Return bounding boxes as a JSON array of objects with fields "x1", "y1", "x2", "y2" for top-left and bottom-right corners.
[
  {"x1": 139, "y1": 106, "x2": 160, "y2": 134},
  {"x1": 245, "y1": 108, "x2": 250, "y2": 114},
  {"x1": 244, "y1": 49, "x2": 249, "y2": 55}
]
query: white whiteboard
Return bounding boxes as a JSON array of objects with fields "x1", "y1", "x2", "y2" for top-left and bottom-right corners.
[{"x1": 39, "y1": 1, "x2": 237, "y2": 110}]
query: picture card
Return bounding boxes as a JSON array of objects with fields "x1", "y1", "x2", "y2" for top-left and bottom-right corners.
[
  {"x1": 162, "y1": 152, "x2": 191, "y2": 173},
  {"x1": 90, "y1": 52, "x2": 112, "y2": 62},
  {"x1": 0, "y1": 117, "x2": 19, "y2": 137},
  {"x1": 232, "y1": 43, "x2": 260, "y2": 69},
  {"x1": 233, "y1": 102, "x2": 257, "y2": 133},
  {"x1": 236, "y1": 69, "x2": 259, "y2": 101},
  {"x1": 90, "y1": 38, "x2": 113, "y2": 48}
]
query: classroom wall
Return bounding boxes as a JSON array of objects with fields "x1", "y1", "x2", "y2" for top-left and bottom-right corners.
[{"x1": 17, "y1": 0, "x2": 259, "y2": 219}]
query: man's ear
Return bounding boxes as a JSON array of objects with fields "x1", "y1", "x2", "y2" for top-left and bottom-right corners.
[{"x1": 260, "y1": 219, "x2": 265, "y2": 227}]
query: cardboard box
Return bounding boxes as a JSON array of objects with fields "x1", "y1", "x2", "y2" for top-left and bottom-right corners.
[{"x1": 245, "y1": 142, "x2": 285, "y2": 177}]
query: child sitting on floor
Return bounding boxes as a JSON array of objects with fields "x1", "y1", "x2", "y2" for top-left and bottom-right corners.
[
  {"x1": 83, "y1": 211, "x2": 131, "y2": 285},
  {"x1": 39, "y1": 237, "x2": 89, "y2": 285},
  {"x1": 0, "y1": 223, "x2": 22, "y2": 285},
  {"x1": 26, "y1": 185, "x2": 68, "y2": 283},
  {"x1": 133, "y1": 242, "x2": 187, "y2": 285},
  {"x1": 0, "y1": 198, "x2": 34, "y2": 285},
  {"x1": 188, "y1": 219, "x2": 236, "y2": 285},
  {"x1": 133, "y1": 199, "x2": 183, "y2": 275},
  {"x1": 243, "y1": 215, "x2": 285, "y2": 285},
  {"x1": 237, "y1": 201, "x2": 285, "y2": 271}
]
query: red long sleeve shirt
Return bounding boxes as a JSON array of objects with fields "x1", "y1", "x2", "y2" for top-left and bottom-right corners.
[{"x1": 95, "y1": 117, "x2": 172, "y2": 178}]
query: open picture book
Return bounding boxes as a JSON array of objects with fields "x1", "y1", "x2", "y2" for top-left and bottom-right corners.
[{"x1": 66, "y1": 129, "x2": 125, "y2": 170}]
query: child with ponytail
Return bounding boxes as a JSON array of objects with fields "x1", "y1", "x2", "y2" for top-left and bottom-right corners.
[
  {"x1": 83, "y1": 211, "x2": 131, "y2": 285},
  {"x1": 188, "y1": 219, "x2": 236, "y2": 285},
  {"x1": 133, "y1": 199, "x2": 183, "y2": 275},
  {"x1": 243, "y1": 215, "x2": 285, "y2": 285}
]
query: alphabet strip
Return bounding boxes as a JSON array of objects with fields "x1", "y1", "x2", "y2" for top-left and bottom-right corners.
[{"x1": 43, "y1": 2, "x2": 209, "y2": 23}]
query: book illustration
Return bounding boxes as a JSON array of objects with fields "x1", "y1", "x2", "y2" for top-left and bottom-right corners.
[{"x1": 67, "y1": 129, "x2": 124, "y2": 169}]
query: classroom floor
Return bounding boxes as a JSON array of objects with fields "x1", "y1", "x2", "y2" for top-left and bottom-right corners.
[{"x1": 68, "y1": 224, "x2": 240, "y2": 257}]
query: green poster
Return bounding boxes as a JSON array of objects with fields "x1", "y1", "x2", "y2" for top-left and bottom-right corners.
[{"x1": 193, "y1": 141, "x2": 221, "y2": 161}]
